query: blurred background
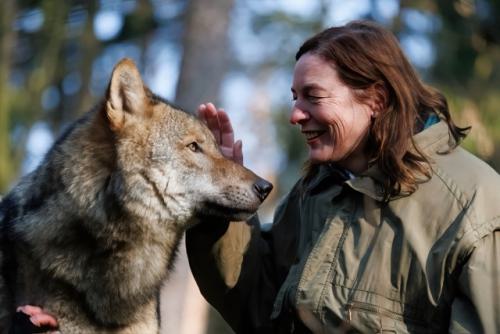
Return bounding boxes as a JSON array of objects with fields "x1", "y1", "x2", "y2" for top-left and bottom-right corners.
[{"x1": 0, "y1": 0, "x2": 499, "y2": 333}]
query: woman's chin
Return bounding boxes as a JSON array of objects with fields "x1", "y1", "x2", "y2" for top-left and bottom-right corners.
[
  {"x1": 307, "y1": 143, "x2": 335, "y2": 163},
  {"x1": 308, "y1": 152, "x2": 333, "y2": 164}
]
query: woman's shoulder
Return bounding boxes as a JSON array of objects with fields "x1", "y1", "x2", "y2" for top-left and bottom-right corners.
[
  {"x1": 431, "y1": 145, "x2": 500, "y2": 195},
  {"x1": 415, "y1": 122, "x2": 500, "y2": 192},
  {"x1": 424, "y1": 145, "x2": 500, "y2": 234}
]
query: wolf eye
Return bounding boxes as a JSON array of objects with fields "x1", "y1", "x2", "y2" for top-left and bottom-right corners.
[{"x1": 187, "y1": 142, "x2": 201, "y2": 152}]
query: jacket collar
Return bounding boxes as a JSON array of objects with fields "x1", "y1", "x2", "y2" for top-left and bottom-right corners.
[
  {"x1": 305, "y1": 164, "x2": 351, "y2": 194},
  {"x1": 307, "y1": 121, "x2": 453, "y2": 201}
]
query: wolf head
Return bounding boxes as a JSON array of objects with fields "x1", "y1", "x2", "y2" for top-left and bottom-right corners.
[{"x1": 98, "y1": 58, "x2": 272, "y2": 226}]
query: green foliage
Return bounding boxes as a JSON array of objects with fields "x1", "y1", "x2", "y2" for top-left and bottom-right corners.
[
  {"x1": 1, "y1": 0, "x2": 499, "y2": 193},
  {"x1": 0, "y1": 0, "x2": 185, "y2": 192}
]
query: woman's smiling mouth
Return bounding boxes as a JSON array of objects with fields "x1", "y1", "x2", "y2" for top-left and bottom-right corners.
[{"x1": 302, "y1": 130, "x2": 327, "y2": 142}]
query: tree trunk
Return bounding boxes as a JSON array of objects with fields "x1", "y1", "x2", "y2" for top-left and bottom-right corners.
[
  {"x1": 174, "y1": 0, "x2": 234, "y2": 113},
  {"x1": 160, "y1": 0, "x2": 235, "y2": 333},
  {"x1": 26, "y1": 0, "x2": 69, "y2": 125},
  {"x1": 0, "y1": 0, "x2": 16, "y2": 192},
  {"x1": 72, "y1": 1, "x2": 100, "y2": 118}
]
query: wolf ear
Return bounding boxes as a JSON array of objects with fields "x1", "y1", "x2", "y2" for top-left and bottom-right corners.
[{"x1": 105, "y1": 58, "x2": 147, "y2": 130}]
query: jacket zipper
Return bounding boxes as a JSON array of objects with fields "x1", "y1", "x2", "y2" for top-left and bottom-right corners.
[{"x1": 346, "y1": 304, "x2": 352, "y2": 322}]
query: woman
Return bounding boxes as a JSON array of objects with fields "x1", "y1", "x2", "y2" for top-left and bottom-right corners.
[
  {"x1": 16, "y1": 20, "x2": 500, "y2": 333},
  {"x1": 188, "y1": 20, "x2": 500, "y2": 333}
]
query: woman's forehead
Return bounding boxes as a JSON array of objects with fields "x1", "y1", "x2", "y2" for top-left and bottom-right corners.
[{"x1": 293, "y1": 54, "x2": 340, "y2": 89}]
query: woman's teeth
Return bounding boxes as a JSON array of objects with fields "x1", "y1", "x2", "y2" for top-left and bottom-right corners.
[{"x1": 304, "y1": 131, "x2": 325, "y2": 140}]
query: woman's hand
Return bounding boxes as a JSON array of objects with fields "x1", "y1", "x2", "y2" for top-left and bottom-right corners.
[
  {"x1": 14, "y1": 305, "x2": 59, "y2": 333},
  {"x1": 198, "y1": 103, "x2": 243, "y2": 165}
]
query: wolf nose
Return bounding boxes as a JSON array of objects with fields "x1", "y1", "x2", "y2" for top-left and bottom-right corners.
[{"x1": 253, "y1": 179, "x2": 273, "y2": 202}]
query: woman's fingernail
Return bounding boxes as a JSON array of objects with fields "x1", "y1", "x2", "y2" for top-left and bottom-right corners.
[{"x1": 30, "y1": 316, "x2": 40, "y2": 326}]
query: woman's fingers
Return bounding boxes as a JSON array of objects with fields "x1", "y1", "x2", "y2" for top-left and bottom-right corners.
[
  {"x1": 30, "y1": 313, "x2": 59, "y2": 328},
  {"x1": 204, "y1": 103, "x2": 221, "y2": 143},
  {"x1": 198, "y1": 103, "x2": 220, "y2": 141},
  {"x1": 197, "y1": 104, "x2": 208, "y2": 124},
  {"x1": 16, "y1": 305, "x2": 43, "y2": 316},
  {"x1": 197, "y1": 102, "x2": 244, "y2": 164},
  {"x1": 16, "y1": 305, "x2": 59, "y2": 328},
  {"x1": 218, "y1": 110, "x2": 235, "y2": 150},
  {"x1": 198, "y1": 103, "x2": 231, "y2": 147},
  {"x1": 234, "y1": 140, "x2": 243, "y2": 165}
]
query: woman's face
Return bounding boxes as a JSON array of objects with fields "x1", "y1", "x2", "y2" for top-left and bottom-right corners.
[{"x1": 290, "y1": 52, "x2": 374, "y2": 173}]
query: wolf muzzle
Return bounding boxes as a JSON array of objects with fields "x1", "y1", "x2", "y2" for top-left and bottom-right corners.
[{"x1": 253, "y1": 178, "x2": 273, "y2": 202}]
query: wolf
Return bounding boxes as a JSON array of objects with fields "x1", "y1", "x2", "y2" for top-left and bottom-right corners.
[{"x1": 0, "y1": 58, "x2": 272, "y2": 333}]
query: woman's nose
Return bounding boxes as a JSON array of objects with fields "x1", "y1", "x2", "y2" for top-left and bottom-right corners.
[{"x1": 289, "y1": 104, "x2": 310, "y2": 125}]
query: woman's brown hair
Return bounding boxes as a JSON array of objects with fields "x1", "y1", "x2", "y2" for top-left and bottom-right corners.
[{"x1": 297, "y1": 20, "x2": 469, "y2": 199}]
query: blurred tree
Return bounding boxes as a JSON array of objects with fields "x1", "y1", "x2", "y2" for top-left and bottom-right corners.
[
  {"x1": 0, "y1": 0, "x2": 70, "y2": 192},
  {"x1": 431, "y1": 0, "x2": 500, "y2": 169},
  {"x1": 164, "y1": 0, "x2": 236, "y2": 333},
  {"x1": 395, "y1": 0, "x2": 500, "y2": 168},
  {"x1": 71, "y1": 1, "x2": 100, "y2": 116},
  {"x1": 175, "y1": 0, "x2": 234, "y2": 111},
  {"x1": 0, "y1": 0, "x2": 17, "y2": 191},
  {"x1": 30, "y1": 0, "x2": 69, "y2": 128}
]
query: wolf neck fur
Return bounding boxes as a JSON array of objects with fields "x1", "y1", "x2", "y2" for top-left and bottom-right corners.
[{"x1": 12, "y1": 108, "x2": 184, "y2": 324}]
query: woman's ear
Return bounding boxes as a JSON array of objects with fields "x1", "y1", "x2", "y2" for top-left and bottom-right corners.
[{"x1": 368, "y1": 82, "x2": 388, "y2": 118}]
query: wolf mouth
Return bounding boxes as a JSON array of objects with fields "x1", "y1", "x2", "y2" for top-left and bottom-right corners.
[{"x1": 199, "y1": 201, "x2": 256, "y2": 220}]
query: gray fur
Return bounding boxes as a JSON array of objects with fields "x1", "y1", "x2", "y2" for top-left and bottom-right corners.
[{"x1": 0, "y1": 59, "x2": 270, "y2": 333}]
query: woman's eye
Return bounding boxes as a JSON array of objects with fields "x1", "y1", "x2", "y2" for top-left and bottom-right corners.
[
  {"x1": 187, "y1": 142, "x2": 200, "y2": 152},
  {"x1": 307, "y1": 96, "x2": 319, "y2": 103}
]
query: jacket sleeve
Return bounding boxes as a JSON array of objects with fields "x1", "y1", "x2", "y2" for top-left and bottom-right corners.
[
  {"x1": 449, "y1": 230, "x2": 500, "y2": 334},
  {"x1": 185, "y1": 190, "x2": 300, "y2": 333}
]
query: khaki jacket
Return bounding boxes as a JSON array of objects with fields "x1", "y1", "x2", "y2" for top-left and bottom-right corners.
[{"x1": 186, "y1": 122, "x2": 500, "y2": 333}]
